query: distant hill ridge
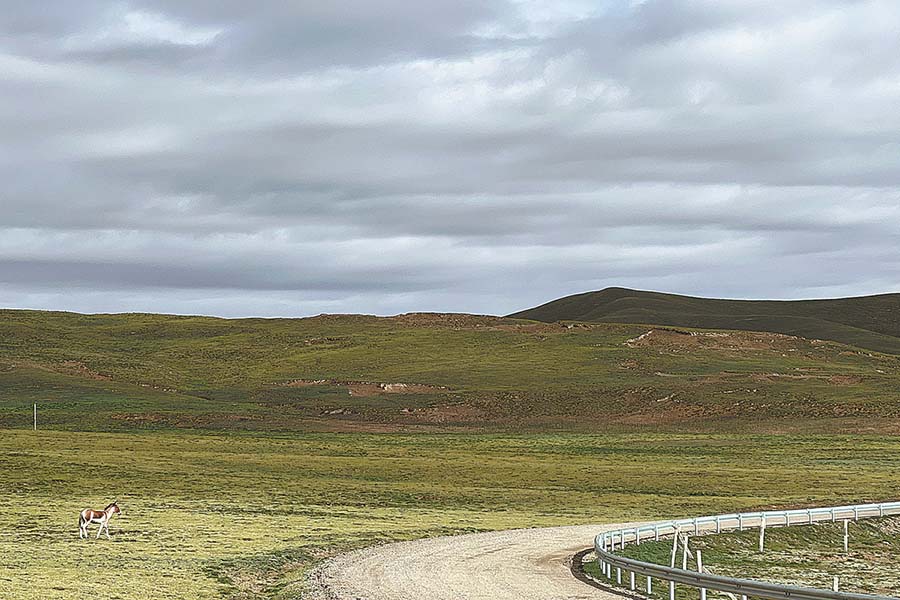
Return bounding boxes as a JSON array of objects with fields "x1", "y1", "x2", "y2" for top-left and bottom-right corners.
[{"x1": 509, "y1": 287, "x2": 900, "y2": 354}]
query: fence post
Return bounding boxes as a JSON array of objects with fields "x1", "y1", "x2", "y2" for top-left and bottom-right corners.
[
  {"x1": 630, "y1": 571, "x2": 636, "y2": 591},
  {"x1": 617, "y1": 567, "x2": 621, "y2": 585},
  {"x1": 697, "y1": 549, "x2": 707, "y2": 600},
  {"x1": 599, "y1": 535, "x2": 606, "y2": 573},
  {"x1": 759, "y1": 516, "x2": 766, "y2": 553},
  {"x1": 669, "y1": 580, "x2": 675, "y2": 600},
  {"x1": 670, "y1": 529, "x2": 679, "y2": 567},
  {"x1": 647, "y1": 575, "x2": 653, "y2": 594},
  {"x1": 843, "y1": 519, "x2": 849, "y2": 553}
]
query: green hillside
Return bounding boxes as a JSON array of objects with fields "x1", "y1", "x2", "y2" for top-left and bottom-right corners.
[
  {"x1": 509, "y1": 287, "x2": 900, "y2": 354},
  {"x1": 1, "y1": 308, "x2": 899, "y2": 433}
]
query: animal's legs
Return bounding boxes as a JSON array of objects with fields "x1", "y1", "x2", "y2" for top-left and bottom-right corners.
[
  {"x1": 96, "y1": 521, "x2": 103, "y2": 539},
  {"x1": 104, "y1": 522, "x2": 111, "y2": 540}
]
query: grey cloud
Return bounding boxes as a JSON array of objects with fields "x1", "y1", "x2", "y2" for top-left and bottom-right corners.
[{"x1": 1, "y1": 0, "x2": 899, "y2": 317}]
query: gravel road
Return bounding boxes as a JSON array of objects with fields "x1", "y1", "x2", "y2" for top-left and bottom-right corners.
[{"x1": 306, "y1": 522, "x2": 644, "y2": 600}]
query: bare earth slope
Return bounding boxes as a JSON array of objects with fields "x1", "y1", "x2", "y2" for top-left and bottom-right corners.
[{"x1": 307, "y1": 523, "x2": 642, "y2": 600}]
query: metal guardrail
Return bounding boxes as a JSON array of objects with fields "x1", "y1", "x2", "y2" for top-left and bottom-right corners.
[{"x1": 594, "y1": 501, "x2": 900, "y2": 600}]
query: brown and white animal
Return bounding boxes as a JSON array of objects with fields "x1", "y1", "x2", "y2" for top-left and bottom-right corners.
[{"x1": 79, "y1": 502, "x2": 121, "y2": 539}]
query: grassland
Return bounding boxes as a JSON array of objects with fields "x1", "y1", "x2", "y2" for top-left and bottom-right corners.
[
  {"x1": 590, "y1": 515, "x2": 900, "y2": 597},
  {"x1": 6, "y1": 430, "x2": 900, "y2": 599},
  {"x1": 1, "y1": 309, "x2": 899, "y2": 433},
  {"x1": 3, "y1": 308, "x2": 900, "y2": 598},
  {"x1": 510, "y1": 287, "x2": 900, "y2": 354}
]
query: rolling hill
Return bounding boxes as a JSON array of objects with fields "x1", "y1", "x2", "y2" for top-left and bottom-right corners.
[
  {"x1": 1, "y1": 308, "x2": 899, "y2": 434},
  {"x1": 509, "y1": 287, "x2": 900, "y2": 354}
]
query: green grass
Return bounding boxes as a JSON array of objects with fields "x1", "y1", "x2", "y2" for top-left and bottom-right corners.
[
  {"x1": 1, "y1": 309, "x2": 898, "y2": 433},
  {"x1": 3, "y1": 308, "x2": 900, "y2": 598},
  {"x1": 598, "y1": 516, "x2": 900, "y2": 597},
  {"x1": 509, "y1": 287, "x2": 900, "y2": 354},
  {"x1": 5, "y1": 431, "x2": 900, "y2": 599}
]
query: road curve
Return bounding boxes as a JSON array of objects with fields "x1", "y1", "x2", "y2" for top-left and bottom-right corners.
[{"x1": 306, "y1": 522, "x2": 645, "y2": 600}]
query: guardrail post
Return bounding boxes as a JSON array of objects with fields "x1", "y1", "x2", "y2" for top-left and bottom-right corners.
[
  {"x1": 600, "y1": 535, "x2": 606, "y2": 572},
  {"x1": 759, "y1": 516, "x2": 766, "y2": 553},
  {"x1": 716, "y1": 516, "x2": 721, "y2": 533},
  {"x1": 630, "y1": 571, "x2": 635, "y2": 591},
  {"x1": 738, "y1": 514, "x2": 744, "y2": 531},
  {"x1": 833, "y1": 576, "x2": 839, "y2": 591},
  {"x1": 647, "y1": 575, "x2": 652, "y2": 594},
  {"x1": 654, "y1": 525, "x2": 659, "y2": 541},
  {"x1": 670, "y1": 529, "x2": 679, "y2": 567},
  {"x1": 831, "y1": 508, "x2": 836, "y2": 522},
  {"x1": 854, "y1": 507, "x2": 859, "y2": 520},
  {"x1": 617, "y1": 567, "x2": 622, "y2": 585},
  {"x1": 843, "y1": 519, "x2": 849, "y2": 553},
  {"x1": 879, "y1": 504, "x2": 884, "y2": 517},
  {"x1": 635, "y1": 527, "x2": 640, "y2": 545},
  {"x1": 669, "y1": 580, "x2": 675, "y2": 600},
  {"x1": 698, "y1": 549, "x2": 706, "y2": 600},
  {"x1": 694, "y1": 517, "x2": 699, "y2": 535},
  {"x1": 807, "y1": 508, "x2": 813, "y2": 524}
]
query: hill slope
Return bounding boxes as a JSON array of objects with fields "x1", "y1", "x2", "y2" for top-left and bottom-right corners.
[
  {"x1": 509, "y1": 288, "x2": 900, "y2": 354},
  {"x1": 2, "y1": 309, "x2": 899, "y2": 433}
]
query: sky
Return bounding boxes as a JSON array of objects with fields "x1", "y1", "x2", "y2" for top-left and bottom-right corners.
[{"x1": 2, "y1": 0, "x2": 899, "y2": 317}]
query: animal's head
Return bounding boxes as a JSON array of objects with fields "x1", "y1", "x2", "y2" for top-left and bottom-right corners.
[{"x1": 106, "y1": 501, "x2": 121, "y2": 515}]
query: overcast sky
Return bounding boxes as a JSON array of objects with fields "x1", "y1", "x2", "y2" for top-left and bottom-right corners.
[{"x1": 2, "y1": 0, "x2": 899, "y2": 317}]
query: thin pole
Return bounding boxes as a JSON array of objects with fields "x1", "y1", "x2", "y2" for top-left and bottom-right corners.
[
  {"x1": 669, "y1": 530, "x2": 678, "y2": 600},
  {"x1": 670, "y1": 529, "x2": 679, "y2": 567},
  {"x1": 698, "y1": 549, "x2": 706, "y2": 600},
  {"x1": 759, "y1": 517, "x2": 766, "y2": 553},
  {"x1": 843, "y1": 519, "x2": 849, "y2": 553}
]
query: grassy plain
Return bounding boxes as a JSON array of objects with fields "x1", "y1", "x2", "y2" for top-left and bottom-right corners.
[
  {"x1": 5, "y1": 430, "x2": 900, "y2": 599},
  {"x1": 3, "y1": 309, "x2": 900, "y2": 598}
]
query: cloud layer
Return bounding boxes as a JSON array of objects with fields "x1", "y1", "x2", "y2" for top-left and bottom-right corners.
[{"x1": 2, "y1": 0, "x2": 899, "y2": 316}]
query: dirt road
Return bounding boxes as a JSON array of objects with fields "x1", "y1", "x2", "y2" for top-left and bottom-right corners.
[{"x1": 307, "y1": 523, "x2": 643, "y2": 600}]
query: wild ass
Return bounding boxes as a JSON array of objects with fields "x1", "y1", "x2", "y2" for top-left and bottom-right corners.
[{"x1": 79, "y1": 501, "x2": 121, "y2": 539}]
